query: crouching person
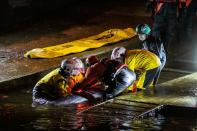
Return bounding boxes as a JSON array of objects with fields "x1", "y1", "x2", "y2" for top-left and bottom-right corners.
[
  {"x1": 72, "y1": 55, "x2": 136, "y2": 100},
  {"x1": 32, "y1": 57, "x2": 85, "y2": 105},
  {"x1": 111, "y1": 47, "x2": 161, "y2": 92}
]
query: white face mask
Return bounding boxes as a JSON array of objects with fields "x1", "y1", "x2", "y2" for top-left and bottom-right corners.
[{"x1": 138, "y1": 34, "x2": 146, "y2": 41}]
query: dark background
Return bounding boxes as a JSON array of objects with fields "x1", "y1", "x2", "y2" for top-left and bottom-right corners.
[{"x1": 0, "y1": 0, "x2": 137, "y2": 32}]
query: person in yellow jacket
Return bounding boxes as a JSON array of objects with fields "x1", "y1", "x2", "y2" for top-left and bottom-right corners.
[
  {"x1": 32, "y1": 57, "x2": 85, "y2": 105},
  {"x1": 111, "y1": 47, "x2": 161, "y2": 92}
]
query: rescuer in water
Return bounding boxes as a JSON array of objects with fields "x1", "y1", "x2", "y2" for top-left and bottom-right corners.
[
  {"x1": 111, "y1": 47, "x2": 161, "y2": 92},
  {"x1": 136, "y1": 23, "x2": 166, "y2": 86},
  {"x1": 72, "y1": 55, "x2": 136, "y2": 99},
  {"x1": 32, "y1": 57, "x2": 85, "y2": 105}
]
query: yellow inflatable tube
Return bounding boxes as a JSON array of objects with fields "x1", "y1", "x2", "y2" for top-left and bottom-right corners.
[{"x1": 24, "y1": 28, "x2": 136, "y2": 59}]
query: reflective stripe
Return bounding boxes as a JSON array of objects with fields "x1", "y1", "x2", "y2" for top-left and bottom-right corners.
[
  {"x1": 155, "y1": 3, "x2": 164, "y2": 13},
  {"x1": 179, "y1": 0, "x2": 192, "y2": 8},
  {"x1": 186, "y1": 0, "x2": 192, "y2": 7},
  {"x1": 156, "y1": 0, "x2": 176, "y2": 2},
  {"x1": 155, "y1": 0, "x2": 176, "y2": 13}
]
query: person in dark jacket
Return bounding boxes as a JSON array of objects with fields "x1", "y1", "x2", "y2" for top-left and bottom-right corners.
[
  {"x1": 136, "y1": 24, "x2": 166, "y2": 85},
  {"x1": 178, "y1": 0, "x2": 197, "y2": 44},
  {"x1": 146, "y1": 0, "x2": 177, "y2": 51}
]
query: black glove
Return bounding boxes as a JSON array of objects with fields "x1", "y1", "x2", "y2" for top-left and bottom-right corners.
[
  {"x1": 71, "y1": 83, "x2": 81, "y2": 94},
  {"x1": 102, "y1": 92, "x2": 113, "y2": 101},
  {"x1": 106, "y1": 94, "x2": 113, "y2": 99}
]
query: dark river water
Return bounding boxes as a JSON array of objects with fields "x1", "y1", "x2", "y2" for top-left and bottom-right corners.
[{"x1": 1, "y1": 87, "x2": 197, "y2": 131}]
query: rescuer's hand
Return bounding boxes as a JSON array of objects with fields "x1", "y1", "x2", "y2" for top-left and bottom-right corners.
[{"x1": 71, "y1": 83, "x2": 81, "y2": 94}]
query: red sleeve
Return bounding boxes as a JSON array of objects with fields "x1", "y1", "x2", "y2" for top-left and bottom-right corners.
[{"x1": 78, "y1": 63, "x2": 106, "y2": 90}]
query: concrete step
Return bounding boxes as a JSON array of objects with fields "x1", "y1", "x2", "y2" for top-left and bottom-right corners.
[
  {"x1": 0, "y1": 37, "x2": 140, "y2": 91},
  {"x1": 78, "y1": 98, "x2": 163, "y2": 121}
]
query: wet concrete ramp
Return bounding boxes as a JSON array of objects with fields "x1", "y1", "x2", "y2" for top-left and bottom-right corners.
[
  {"x1": 118, "y1": 72, "x2": 197, "y2": 108},
  {"x1": 79, "y1": 72, "x2": 197, "y2": 123},
  {"x1": 78, "y1": 98, "x2": 163, "y2": 123}
]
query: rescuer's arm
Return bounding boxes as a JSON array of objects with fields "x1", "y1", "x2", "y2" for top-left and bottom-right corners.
[
  {"x1": 72, "y1": 67, "x2": 98, "y2": 93},
  {"x1": 57, "y1": 79, "x2": 69, "y2": 97}
]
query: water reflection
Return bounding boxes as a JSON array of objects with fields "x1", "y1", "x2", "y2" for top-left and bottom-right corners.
[
  {"x1": 30, "y1": 104, "x2": 92, "y2": 130},
  {"x1": 1, "y1": 88, "x2": 197, "y2": 130}
]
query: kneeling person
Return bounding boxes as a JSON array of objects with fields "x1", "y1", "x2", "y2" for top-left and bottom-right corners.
[{"x1": 32, "y1": 57, "x2": 85, "y2": 105}]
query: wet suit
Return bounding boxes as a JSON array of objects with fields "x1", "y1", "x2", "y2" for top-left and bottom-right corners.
[
  {"x1": 73, "y1": 58, "x2": 136, "y2": 99},
  {"x1": 32, "y1": 68, "x2": 84, "y2": 105},
  {"x1": 142, "y1": 34, "x2": 166, "y2": 85},
  {"x1": 125, "y1": 49, "x2": 161, "y2": 90}
]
